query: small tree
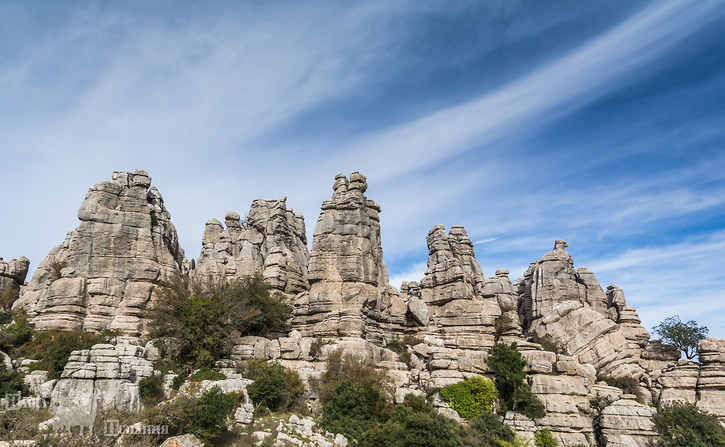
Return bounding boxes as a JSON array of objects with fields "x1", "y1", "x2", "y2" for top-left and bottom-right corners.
[
  {"x1": 488, "y1": 342, "x2": 546, "y2": 419},
  {"x1": 652, "y1": 316, "x2": 708, "y2": 360}
]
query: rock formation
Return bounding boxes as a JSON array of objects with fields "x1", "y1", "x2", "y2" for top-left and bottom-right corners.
[
  {"x1": 5, "y1": 168, "x2": 725, "y2": 447},
  {"x1": 195, "y1": 197, "x2": 309, "y2": 297},
  {"x1": 291, "y1": 173, "x2": 399, "y2": 339},
  {"x1": 518, "y1": 240, "x2": 609, "y2": 330},
  {"x1": 413, "y1": 225, "x2": 500, "y2": 351},
  {"x1": 13, "y1": 170, "x2": 185, "y2": 334},
  {"x1": 0, "y1": 256, "x2": 29, "y2": 309},
  {"x1": 49, "y1": 340, "x2": 154, "y2": 432},
  {"x1": 697, "y1": 338, "x2": 725, "y2": 422}
]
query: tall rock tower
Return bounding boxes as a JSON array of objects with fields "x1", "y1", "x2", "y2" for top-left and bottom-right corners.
[
  {"x1": 291, "y1": 172, "x2": 391, "y2": 337},
  {"x1": 13, "y1": 170, "x2": 184, "y2": 335}
]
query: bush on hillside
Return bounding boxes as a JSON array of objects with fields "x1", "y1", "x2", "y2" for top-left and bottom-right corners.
[
  {"x1": 534, "y1": 429, "x2": 558, "y2": 447},
  {"x1": 359, "y1": 394, "x2": 463, "y2": 447},
  {"x1": 147, "y1": 275, "x2": 291, "y2": 368},
  {"x1": 462, "y1": 411, "x2": 516, "y2": 447},
  {"x1": 652, "y1": 401, "x2": 725, "y2": 446},
  {"x1": 247, "y1": 362, "x2": 287, "y2": 410},
  {"x1": 315, "y1": 349, "x2": 389, "y2": 404},
  {"x1": 440, "y1": 376, "x2": 498, "y2": 421},
  {"x1": 319, "y1": 380, "x2": 387, "y2": 441},
  {"x1": 488, "y1": 342, "x2": 546, "y2": 418},
  {"x1": 189, "y1": 367, "x2": 226, "y2": 382},
  {"x1": 138, "y1": 374, "x2": 163, "y2": 403}
]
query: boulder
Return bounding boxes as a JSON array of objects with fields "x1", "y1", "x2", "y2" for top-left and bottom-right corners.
[{"x1": 0, "y1": 256, "x2": 30, "y2": 309}]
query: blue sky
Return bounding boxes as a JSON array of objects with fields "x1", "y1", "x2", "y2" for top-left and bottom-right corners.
[{"x1": 1, "y1": 1, "x2": 724, "y2": 337}]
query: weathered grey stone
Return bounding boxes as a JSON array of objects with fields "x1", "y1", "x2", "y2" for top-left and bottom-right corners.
[
  {"x1": 0, "y1": 256, "x2": 30, "y2": 309},
  {"x1": 195, "y1": 198, "x2": 309, "y2": 297},
  {"x1": 599, "y1": 398, "x2": 656, "y2": 447},
  {"x1": 531, "y1": 301, "x2": 645, "y2": 379},
  {"x1": 292, "y1": 173, "x2": 393, "y2": 338},
  {"x1": 160, "y1": 433, "x2": 204, "y2": 447},
  {"x1": 14, "y1": 170, "x2": 185, "y2": 335}
]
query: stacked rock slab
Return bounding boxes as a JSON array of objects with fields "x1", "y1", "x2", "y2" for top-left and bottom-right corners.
[
  {"x1": 291, "y1": 173, "x2": 396, "y2": 338},
  {"x1": 50, "y1": 341, "x2": 154, "y2": 432},
  {"x1": 415, "y1": 225, "x2": 500, "y2": 351},
  {"x1": 0, "y1": 256, "x2": 29, "y2": 309},
  {"x1": 518, "y1": 240, "x2": 609, "y2": 331},
  {"x1": 13, "y1": 170, "x2": 184, "y2": 334},
  {"x1": 697, "y1": 338, "x2": 725, "y2": 422},
  {"x1": 195, "y1": 197, "x2": 309, "y2": 297}
]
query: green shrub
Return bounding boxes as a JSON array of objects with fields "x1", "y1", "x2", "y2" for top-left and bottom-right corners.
[
  {"x1": 315, "y1": 350, "x2": 389, "y2": 403},
  {"x1": 237, "y1": 358, "x2": 270, "y2": 380},
  {"x1": 172, "y1": 375, "x2": 185, "y2": 390},
  {"x1": 320, "y1": 380, "x2": 386, "y2": 441},
  {"x1": 12, "y1": 328, "x2": 117, "y2": 379},
  {"x1": 247, "y1": 362, "x2": 287, "y2": 411},
  {"x1": 360, "y1": 394, "x2": 463, "y2": 447},
  {"x1": 0, "y1": 312, "x2": 12, "y2": 325},
  {"x1": 0, "y1": 363, "x2": 28, "y2": 397},
  {"x1": 534, "y1": 429, "x2": 558, "y2": 447},
  {"x1": 189, "y1": 367, "x2": 226, "y2": 382},
  {"x1": 138, "y1": 374, "x2": 163, "y2": 403},
  {"x1": 280, "y1": 368, "x2": 306, "y2": 413},
  {"x1": 488, "y1": 342, "x2": 546, "y2": 418},
  {"x1": 147, "y1": 275, "x2": 291, "y2": 368},
  {"x1": 652, "y1": 401, "x2": 725, "y2": 446},
  {"x1": 463, "y1": 411, "x2": 515, "y2": 447},
  {"x1": 440, "y1": 376, "x2": 498, "y2": 421},
  {"x1": 187, "y1": 385, "x2": 235, "y2": 442},
  {"x1": 513, "y1": 383, "x2": 546, "y2": 420}
]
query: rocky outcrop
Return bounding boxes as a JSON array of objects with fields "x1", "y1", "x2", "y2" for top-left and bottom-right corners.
[
  {"x1": 0, "y1": 256, "x2": 29, "y2": 309},
  {"x1": 598, "y1": 397, "x2": 657, "y2": 447},
  {"x1": 518, "y1": 240, "x2": 609, "y2": 330},
  {"x1": 49, "y1": 341, "x2": 154, "y2": 432},
  {"x1": 414, "y1": 225, "x2": 500, "y2": 351},
  {"x1": 13, "y1": 170, "x2": 185, "y2": 334},
  {"x1": 530, "y1": 301, "x2": 646, "y2": 380},
  {"x1": 291, "y1": 173, "x2": 397, "y2": 338},
  {"x1": 195, "y1": 198, "x2": 309, "y2": 297},
  {"x1": 697, "y1": 338, "x2": 725, "y2": 422}
]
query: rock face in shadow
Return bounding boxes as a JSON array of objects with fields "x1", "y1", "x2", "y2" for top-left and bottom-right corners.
[
  {"x1": 0, "y1": 256, "x2": 29, "y2": 309},
  {"x1": 195, "y1": 197, "x2": 309, "y2": 297},
  {"x1": 291, "y1": 173, "x2": 396, "y2": 338},
  {"x1": 13, "y1": 170, "x2": 184, "y2": 335}
]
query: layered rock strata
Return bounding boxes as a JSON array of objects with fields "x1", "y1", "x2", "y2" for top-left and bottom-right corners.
[
  {"x1": 13, "y1": 170, "x2": 184, "y2": 334},
  {"x1": 291, "y1": 173, "x2": 402, "y2": 339},
  {"x1": 0, "y1": 256, "x2": 29, "y2": 309},
  {"x1": 697, "y1": 338, "x2": 725, "y2": 422},
  {"x1": 50, "y1": 341, "x2": 154, "y2": 432},
  {"x1": 195, "y1": 197, "x2": 309, "y2": 297},
  {"x1": 414, "y1": 225, "x2": 501, "y2": 351}
]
